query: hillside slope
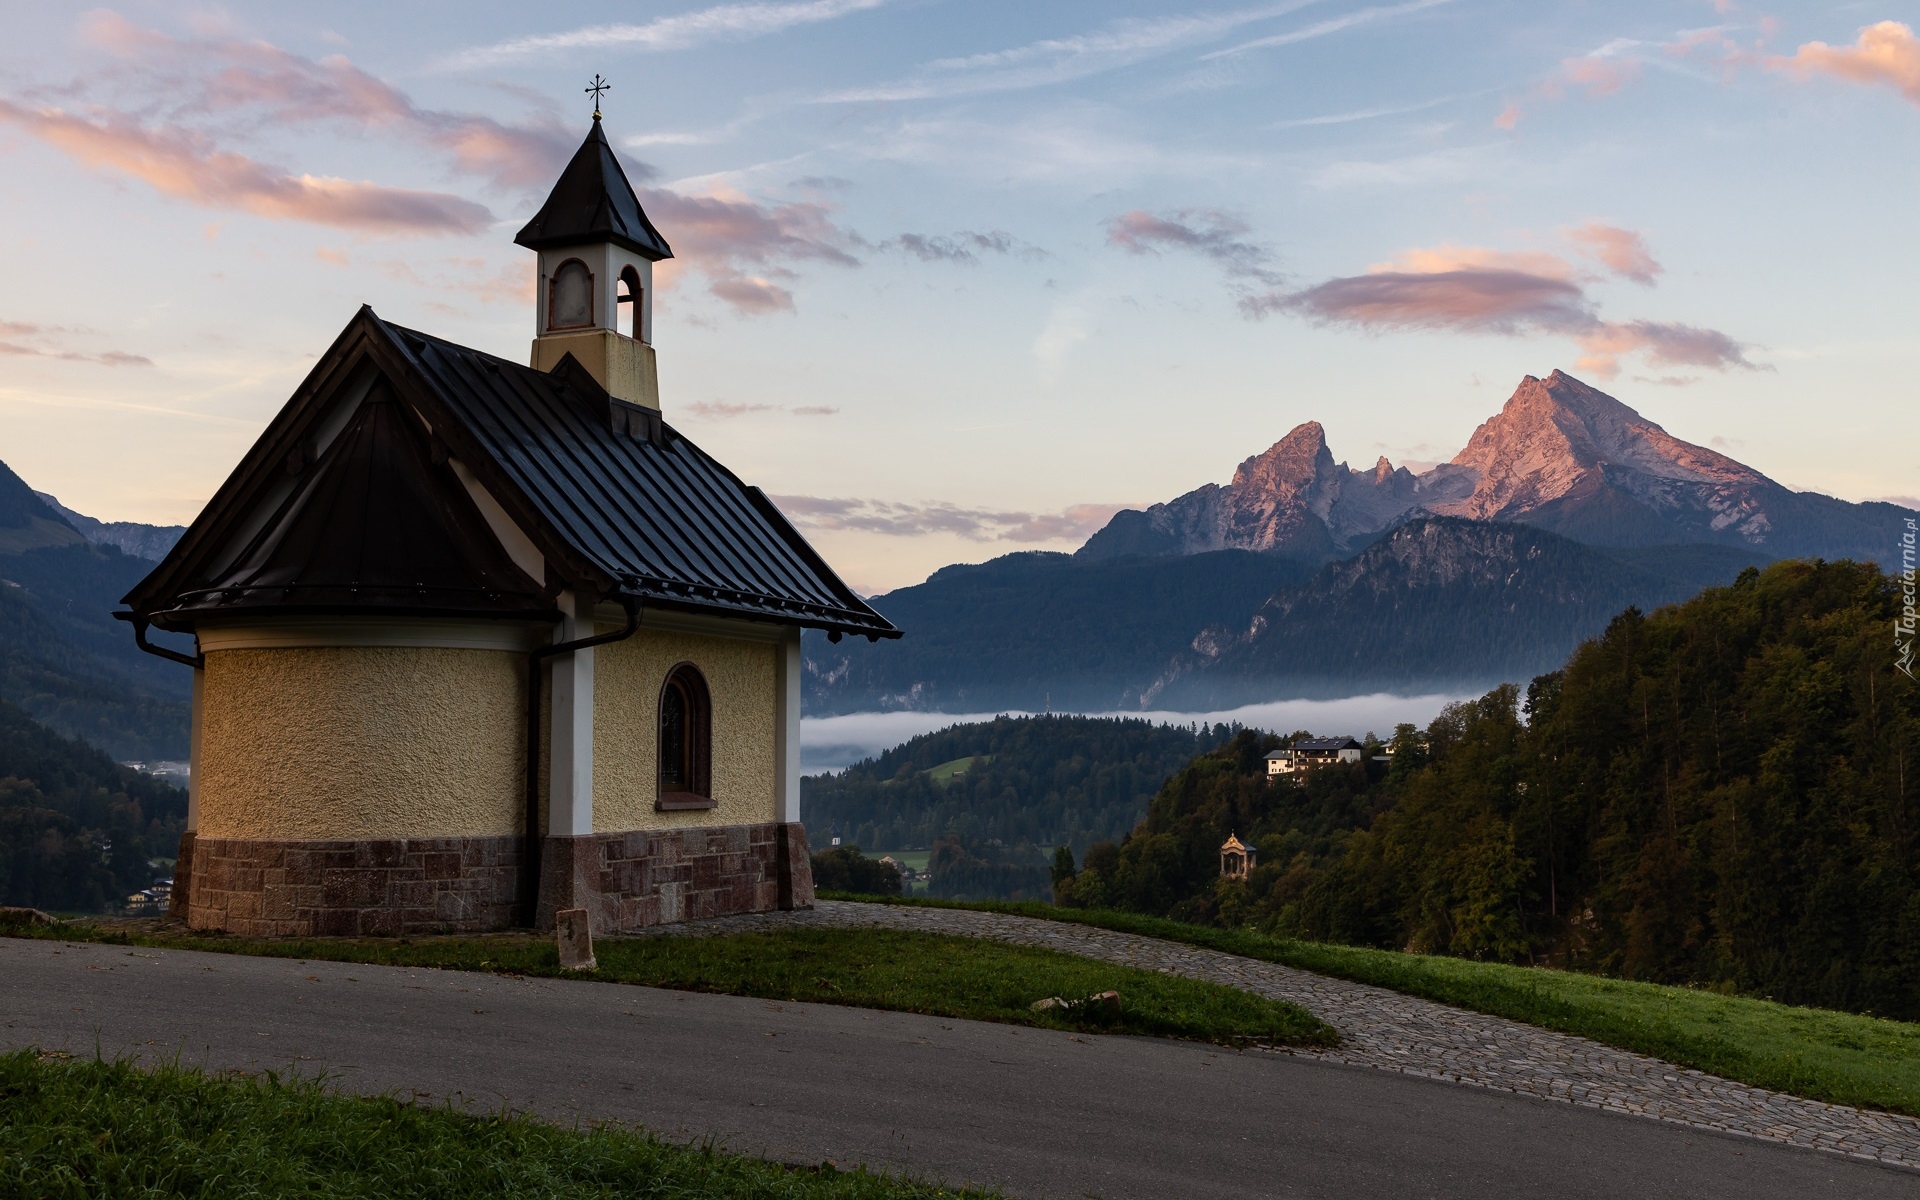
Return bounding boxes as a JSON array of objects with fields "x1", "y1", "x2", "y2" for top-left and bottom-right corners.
[
  {"x1": 0, "y1": 459, "x2": 191, "y2": 759},
  {"x1": 1146, "y1": 519, "x2": 1770, "y2": 708},
  {"x1": 803, "y1": 549, "x2": 1311, "y2": 714}
]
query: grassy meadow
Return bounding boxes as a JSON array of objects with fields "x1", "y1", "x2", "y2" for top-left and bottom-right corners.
[
  {"x1": 824, "y1": 895, "x2": 1920, "y2": 1118},
  {"x1": 0, "y1": 1050, "x2": 986, "y2": 1199},
  {"x1": 0, "y1": 916, "x2": 1333, "y2": 1049}
]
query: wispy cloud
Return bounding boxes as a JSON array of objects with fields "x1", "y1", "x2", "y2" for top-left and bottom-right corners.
[
  {"x1": 1271, "y1": 94, "x2": 1455, "y2": 128},
  {"x1": 684, "y1": 400, "x2": 840, "y2": 418},
  {"x1": 443, "y1": 0, "x2": 893, "y2": 69},
  {"x1": 1202, "y1": 0, "x2": 1455, "y2": 60},
  {"x1": 1495, "y1": 40, "x2": 1645, "y2": 129},
  {"x1": 0, "y1": 320, "x2": 153, "y2": 367},
  {"x1": 1106, "y1": 209, "x2": 1285, "y2": 316},
  {"x1": 1564, "y1": 222, "x2": 1662, "y2": 285},
  {"x1": 771, "y1": 495, "x2": 1129, "y2": 543},
  {"x1": 0, "y1": 98, "x2": 493, "y2": 235},
  {"x1": 817, "y1": 1, "x2": 1327, "y2": 103},
  {"x1": 1768, "y1": 21, "x2": 1920, "y2": 106},
  {"x1": 880, "y1": 230, "x2": 1045, "y2": 264}
]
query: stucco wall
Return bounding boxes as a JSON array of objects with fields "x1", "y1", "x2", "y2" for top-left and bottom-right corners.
[
  {"x1": 593, "y1": 628, "x2": 777, "y2": 833},
  {"x1": 197, "y1": 646, "x2": 524, "y2": 840}
]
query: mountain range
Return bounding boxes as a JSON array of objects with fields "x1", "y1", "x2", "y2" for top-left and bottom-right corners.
[
  {"x1": 807, "y1": 371, "x2": 1914, "y2": 714},
  {"x1": 1079, "y1": 370, "x2": 1901, "y2": 563}
]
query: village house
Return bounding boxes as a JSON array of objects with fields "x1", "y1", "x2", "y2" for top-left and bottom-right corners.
[
  {"x1": 118, "y1": 111, "x2": 898, "y2": 939},
  {"x1": 1266, "y1": 736, "x2": 1365, "y2": 779}
]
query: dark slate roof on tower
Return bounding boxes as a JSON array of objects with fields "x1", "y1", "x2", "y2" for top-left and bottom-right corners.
[
  {"x1": 124, "y1": 309, "x2": 896, "y2": 641},
  {"x1": 514, "y1": 119, "x2": 673, "y2": 261}
]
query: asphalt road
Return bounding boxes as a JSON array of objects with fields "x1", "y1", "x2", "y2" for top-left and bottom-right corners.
[{"x1": 2, "y1": 938, "x2": 1911, "y2": 1199}]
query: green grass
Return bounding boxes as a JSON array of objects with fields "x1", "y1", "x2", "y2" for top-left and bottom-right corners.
[
  {"x1": 819, "y1": 894, "x2": 1920, "y2": 1118},
  {"x1": 0, "y1": 918, "x2": 1333, "y2": 1049},
  {"x1": 924, "y1": 755, "x2": 989, "y2": 784},
  {"x1": 0, "y1": 1049, "x2": 984, "y2": 1198}
]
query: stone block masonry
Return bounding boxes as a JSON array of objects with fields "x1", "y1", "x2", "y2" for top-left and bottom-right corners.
[
  {"x1": 184, "y1": 835, "x2": 522, "y2": 937},
  {"x1": 183, "y1": 822, "x2": 814, "y2": 937},
  {"x1": 538, "y1": 821, "x2": 813, "y2": 934}
]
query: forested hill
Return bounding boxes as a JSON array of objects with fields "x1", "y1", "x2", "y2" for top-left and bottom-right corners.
[
  {"x1": 0, "y1": 698, "x2": 186, "y2": 911},
  {"x1": 800, "y1": 714, "x2": 1237, "y2": 856},
  {"x1": 0, "y1": 457, "x2": 194, "y2": 761},
  {"x1": 1057, "y1": 558, "x2": 1920, "y2": 1020}
]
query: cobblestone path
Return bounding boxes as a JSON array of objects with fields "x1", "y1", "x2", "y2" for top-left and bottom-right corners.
[{"x1": 643, "y1": 900, "x2": 1920, "y2": 1170}]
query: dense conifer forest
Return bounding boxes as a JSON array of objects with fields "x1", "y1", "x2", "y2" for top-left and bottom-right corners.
[
  {"x1": 801, "y1": 715, "x2": 1236, "y2": 900},
  {"x1": 1054, "y1": 559, "x2": 1920, "y2": 1019},
  {"x1": 0, "y1": 699, "x2": 185, "y2": 911}
]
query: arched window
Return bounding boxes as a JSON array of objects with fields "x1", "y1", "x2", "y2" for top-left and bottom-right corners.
[
  {"x1": 548, "y1": 259, "x2": 593, "y2": 331},
  {"x1": 657, "y1": 663, "x2": 713, "y2": 810},
  {"x1": 617, "y1": 266, "x2": 643, "y2": 341}
]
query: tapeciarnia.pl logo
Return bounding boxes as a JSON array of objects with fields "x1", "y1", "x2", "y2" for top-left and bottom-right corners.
[{"x1": 1899, "y1": 517, "x2": 1917, "y2": 680}]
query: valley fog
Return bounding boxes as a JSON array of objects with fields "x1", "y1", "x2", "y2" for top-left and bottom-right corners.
[{"x1": 800, "y1": 691, "x2": 1475, "y2": 774}]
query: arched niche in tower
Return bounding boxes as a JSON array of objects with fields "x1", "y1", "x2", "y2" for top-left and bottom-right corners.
[{"x1": 547, "y1": 258, "x2": 594, "y2": 331}]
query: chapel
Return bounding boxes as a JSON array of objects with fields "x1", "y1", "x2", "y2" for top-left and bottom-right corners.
[{"x1": 118, "y1": 111, "x2": 898, "y2": 938}]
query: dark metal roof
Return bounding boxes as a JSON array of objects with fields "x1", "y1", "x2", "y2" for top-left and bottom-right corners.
[
  {"x1": 1293, "y1": 737, "x2": 1362, "y2": 751},
  {"x1": 159, "y1": 382, "x2": 550, "y2": 624},
  {"x1": 379, "y1": 316, "x2": 896, "y2": 638},
  {"x1": 513, "y1": 119, "x2": 672, "y2": 261},
  {"x1": 123, "y1": 309, "x2": 897, "y2": 640}
]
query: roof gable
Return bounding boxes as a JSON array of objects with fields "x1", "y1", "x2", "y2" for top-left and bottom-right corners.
[
  {"x1": 125, "y1": 308, "x2": 897, "y2": 640},
  {"x1": 160, "y1": 382, "x2": 548, "y2": 623},
  {"x1": 513, "y1": 120, "x2": 672, "y2": 261}
]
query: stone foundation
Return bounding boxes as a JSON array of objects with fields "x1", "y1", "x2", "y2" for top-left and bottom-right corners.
[
  {"x1": 185, "y1": 834, "x2": 522, "y2": 937},
  {"x1": 180, "y1": 822, "x2": 813, "y2": 937},
  {"x1": 538, "y1": 821, "x2": 813, "y2": 934}
]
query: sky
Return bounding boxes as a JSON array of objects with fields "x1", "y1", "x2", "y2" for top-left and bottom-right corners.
[{"x1": 0, "y1": 1, "x2": 1915, "y2": 594}]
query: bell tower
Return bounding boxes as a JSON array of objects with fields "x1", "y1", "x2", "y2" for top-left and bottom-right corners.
[{"x1": 515, "y1": 99, "x2": 673, "y2": 411}]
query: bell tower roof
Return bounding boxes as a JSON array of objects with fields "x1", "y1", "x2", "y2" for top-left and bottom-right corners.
[{"x1": 514, "y1": 119, "x2": 674, "y2": 262}]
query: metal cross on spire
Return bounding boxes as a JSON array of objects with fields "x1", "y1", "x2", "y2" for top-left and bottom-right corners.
[{"x1": 586, "y1": 74, "x2": 610, "y2": 120}]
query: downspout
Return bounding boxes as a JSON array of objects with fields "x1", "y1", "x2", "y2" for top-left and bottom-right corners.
[
  {"x1": 521, "y1": 596, "x2": 639, "y2": 926},
  {"x1": 114, "y1": 612, "x2": 204, "y2": 669}
]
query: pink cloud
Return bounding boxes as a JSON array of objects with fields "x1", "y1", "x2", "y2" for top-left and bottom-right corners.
[
  {"x1": 1564, "y1": 223, "x2": 1662, "y2": 285},
  {"x1": 1769, "y1": 21, "x2": 1920, "y2": 105},
  {"x1": 1497, "y1": 52, "x2": 1644, "y2": 128},
  {"x1": 1573, "y1": 320, "x2": 1752, "y2": 377},
  {"x1": 685, "y1": 401, "x2": 781, "y2": 418},
  {"x1": 80, "y1": 12, "x2": 572, "y2": 188},
  {"x1": 643, "y1": 188, "x2": 861, "y2": 315},
  {"x1": 0, "y1": 319, "x2": 153, "y2": 367},
  {"x1": 0, "y1": 99, "x2": 492, "y2": 235},
  {"x1": 1279, "y1": 241, "x2": 1752, "y2": 378},
  {"x1": 27, "y1": 14, "x2": 867, "y2": 312}
]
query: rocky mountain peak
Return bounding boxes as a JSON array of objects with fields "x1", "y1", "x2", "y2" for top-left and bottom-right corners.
[
  {"x1": 1080, "y1": 369, "x2": 1907, "y2": 564},
  {"x1": 1230, "y1": 421, "x2": 1335, "y2": 497},
  {"x1": 1440, "y1": 370, "x2": 1767, "y2": 523}
]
